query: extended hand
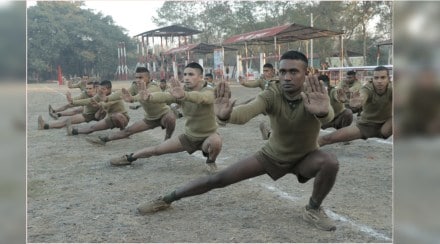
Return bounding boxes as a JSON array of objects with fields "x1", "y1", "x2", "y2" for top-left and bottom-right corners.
[
  {"x1": 336, "y1": 88, "x2": 347, "y2": 103},
  {"x1": 214, "y1": 82, "x2": 236, "y2": 120},
  {"x1": 90, "y1": 98, "x2": 101, "y2": 108},
  {"x1": 66, "y1": 91, "x2": 73, "y2": 104},
  {"x1": 121, "y1": 88, "x2": 134, "y2": 103},
  {"x1": 300, "y1": 75, "x2": 330, "y2": 116},
  {"x1": 349, "y1": 91, "x2": 363, "y2": 108},
  {"x1": 138, "y1": 89, "x2": 151, "y2": 102},
  {"x1": 169, "y1": 78, "x2": 185, "y2": 99}
]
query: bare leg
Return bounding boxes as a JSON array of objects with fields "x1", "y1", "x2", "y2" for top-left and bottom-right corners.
[
  {"x1": 294, "y1": 150, "x2": 339, "y2": 207},
  {"x1": 106, "y1": 120, "x2": 150, "y2": 141},
  {"x1": 131, "y1": 136, "x2": 186, "y2": 159},
  {"x1": 53, "y1": 103, "x2": 73, "y2": 113},
  {"x1": 45, "y1": 114, "x2": 86, "y2": 129},
  {"x1": 58, "y1": 107, "x2": 83, "y2": 117},
  {"x1": 381, "y1": 118, "x2": 393, "y2": 138},
  {"x1": 75, "y1": 119, "x2": 110, "y2": 134},
  {"x1": 318, "y1": 125, "x2": 362, "y2": 147},
  {"x1": 160, "y1": 110, "x2": 176, "y2": 140},
  {"x1": 201, "y1": 133, "x2": 222, "y2": 163},
  {"x1": 175, "y1": 155, "x2": 266, "y2": 199}
]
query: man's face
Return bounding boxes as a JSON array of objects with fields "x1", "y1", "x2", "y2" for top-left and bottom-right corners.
[
  {"x1": 204, "y1": 76, "x2": 213, "y2": 83},
  {"x1": 135, "y1": 72, "x2": 150, "y2": 86},
  {"x1": 263, "y1": 67, "x2": 275, "y2": 79},
  {"x1": 278, "y1": 59, "x2": 307, "y2": 95},
  {"x1": 183, "y1": 67, "x2": 203, "y2": 90},
  {"x1": 82, "y1": 76, "x2": 89, "y2": 83},
  {"x1": 346, "y1": 74, "x2": 356, "y2": 84},
  {"x1": 372, "y1": 70, "x2": 390, "y2": 95},
  {"x1": 159, "y1": 82, "x2": 166, "y2": 89},
  {"x1": 85, "y1": 84, "x2": 96, "y2": 96},
  {"x1": 100, "y1": 85, "x2": 111, "y2": 96}
]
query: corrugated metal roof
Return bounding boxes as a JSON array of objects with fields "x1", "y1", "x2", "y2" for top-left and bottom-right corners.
[
  {"x1": 164, "y1": 43, "x2": 236, "y2": 55},
  {"x1": 134, "y1": 24, "x2": 202, "y2": 37},
  {"x1": 222, "y1": 23, "x2": 343, "y2": 45}
]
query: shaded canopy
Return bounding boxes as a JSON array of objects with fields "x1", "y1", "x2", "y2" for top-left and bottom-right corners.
[
  {"x1": 134, "y1": 24, "x2": 202, "y2": 38},
  {"x1": 164, "y1": 42, "x2": 237, "y2": 55},
  {"x1": 222, "y1": 23, "x2": 343, "y2": 45}
]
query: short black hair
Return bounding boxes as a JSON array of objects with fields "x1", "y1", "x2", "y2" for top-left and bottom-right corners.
[
  {"x1": 263, "y1": 63, "x2": 274, "y2": 69},
  {"x1": 347, "y1": 70, "x2": 356, "y2": 76},
  {"x1": 100, "y1": 80, "x2": 112, "y2": 89},
  {"x1": 93, "y1": 81, "x2": 100, "y2": 87},
  {"x1": 280, "y1": 50, "x2": 308, "y2": 67},
  {"x1": 185, "y1": 62, "x2": 203, "y2": 74},
  {"x1": 160, "y1": 79, "x2": 167, "y2": 83},
  {"x1": 374, "y1": 66, "x2": 390, "y2": 76},
  {"x1": 135, "y1": 66, "x2": 149, "y2": 73},
  {"x1": 205, "y1": 73, "x2": 213, "y2": 79}
]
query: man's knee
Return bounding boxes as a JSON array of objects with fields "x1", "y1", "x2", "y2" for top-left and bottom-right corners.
[
  {"x1": 208, "y1": 136, "x2": 222, "y2": 152},
  {"x1": 320, "y1": 153, "x2": 339, "y2": 174}
]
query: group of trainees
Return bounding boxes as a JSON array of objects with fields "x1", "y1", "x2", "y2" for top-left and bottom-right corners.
[{"x1": 37, "y1": 50, "x2": 392, "y2": 232}]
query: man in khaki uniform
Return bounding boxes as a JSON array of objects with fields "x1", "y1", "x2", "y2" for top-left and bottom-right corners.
[
  {"x1": 318, "y1": 66, "x2": 392, "y2": 146},
  {"x1": 337, "y1": 70, "x2": 363, "y2": 114},
  {"x1": 67, "y1": 75, "x2": 89, "y2": 92},
  {"x1": 239, "y1": 63, "x2": 278, "y2": 91},
  {"x1": 38, "y1": 81, "x2": 102, "y2": 130},
  {"x1": 320, "y1": 74, "x2": 353, "y2": 130},
  {"x1": 108, "y1": 62, "x2": 222, "y2": 174},
  {"x1": 65, "y1": 80, "x2": 130, "y2": 135},
  {"x1": 136, "y1": 51, "x2": 340, "y2": 231},
  {"x1": 85, "y1": 67, "x2": 176, "y2": 145}
]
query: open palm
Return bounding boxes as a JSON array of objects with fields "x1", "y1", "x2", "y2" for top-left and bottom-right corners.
[
  {"x1": 300, "y1": 75, "x2": 330, "y2": 116},
  {"x1": 214, "y1": 82, "x2": 236, "y2": 120}
]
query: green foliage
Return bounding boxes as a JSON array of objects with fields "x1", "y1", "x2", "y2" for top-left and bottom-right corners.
[
  {"x1": 27, "y1": 1, "x2": 136, "y2": 81},
  {"x1": 152, "y1": 1, "x2": 392, "y2": 67}
]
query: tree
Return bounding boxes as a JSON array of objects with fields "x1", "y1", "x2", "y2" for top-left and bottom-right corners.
[{"x1": 27, "y1": 1, "x2": 136, "y2": 81}]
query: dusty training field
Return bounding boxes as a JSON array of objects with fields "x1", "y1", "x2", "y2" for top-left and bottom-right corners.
[{"x1": 27, "y1": 82, "x2": 392, "y2": 243}]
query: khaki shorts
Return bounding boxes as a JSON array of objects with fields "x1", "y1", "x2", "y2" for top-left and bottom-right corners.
[
  {"x1": 105, "y1": 113, "x2": 130, "y2": 129},
  {"x1": 254, "y1": 151, "x2": 310, "y2": 183},
  {"x1": 143, "y1": 117, "x2": 164, "y2": 129},
  {"x1": 82, "y1": 113, "x2": 97, "y2": 123},
  {"x1": 178, "y1": 133, "x2": 212, "y2": 156},
  {"x1": 356, "y1": 121, "x2": 386, "y2": 139}
]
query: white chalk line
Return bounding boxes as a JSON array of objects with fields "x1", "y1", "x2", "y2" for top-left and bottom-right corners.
[{"x1": 192, "y1": 151, "x2": 391, "y2": 241}]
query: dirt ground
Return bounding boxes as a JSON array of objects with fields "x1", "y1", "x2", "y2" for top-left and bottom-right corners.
[{"x1": 27, "y1": 81, "x2": 392, "y2": 243}]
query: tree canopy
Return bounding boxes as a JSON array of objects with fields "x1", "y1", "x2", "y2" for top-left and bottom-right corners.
[
  {"x1": 27, "y1": 1, "x2": 136, "y2": 82},
  {"x1": 152, "y1": 1, "x2": 392, "y2": 67}
]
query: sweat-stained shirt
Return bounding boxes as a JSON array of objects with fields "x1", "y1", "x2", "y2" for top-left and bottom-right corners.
[
  {"x1": 142, "y1": 86, "x2": 218, "y2": 139},
  {"x1": 226, "y1": 82, "x2": 334, "y2": 163},
  {"x1": 358, "y1": 82, "x2": 392, "y2": 124},
  {"x1": 106, "y1": 81, "x2": 170, "y2": 121}
]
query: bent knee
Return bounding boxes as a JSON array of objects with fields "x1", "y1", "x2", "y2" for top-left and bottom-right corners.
[{"x1": 319, "y1": 153, "x2": 339, "y2": 173}]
